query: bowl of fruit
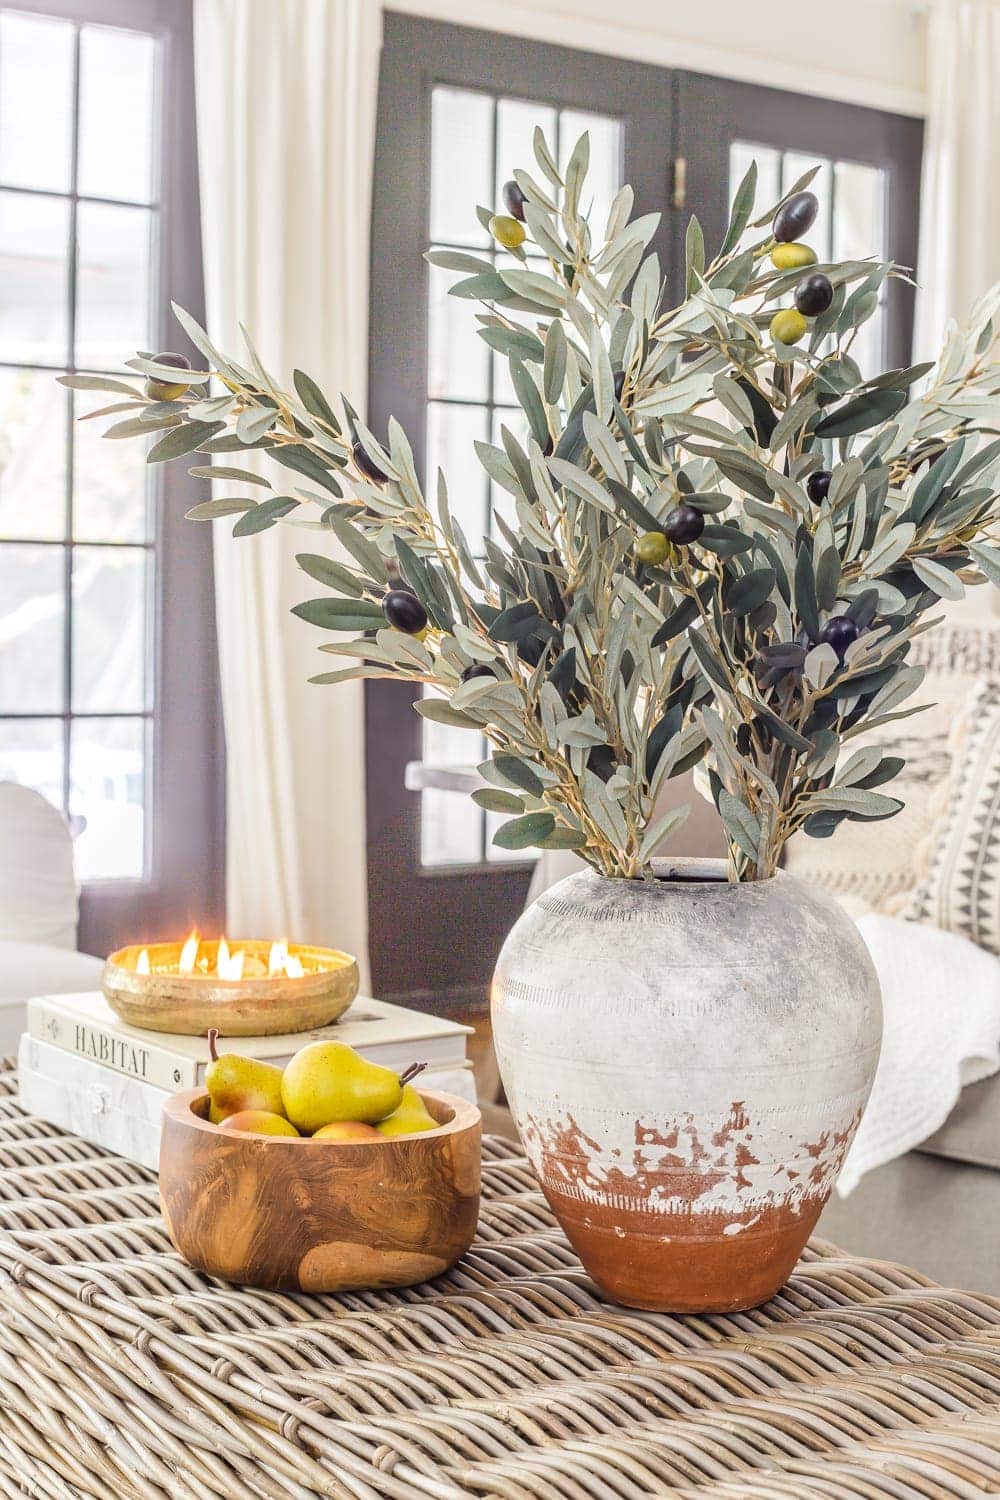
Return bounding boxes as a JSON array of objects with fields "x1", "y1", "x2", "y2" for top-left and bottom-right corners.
[{"x1": 159, "y1": 1032, "x2": 481, "y2": 1292}]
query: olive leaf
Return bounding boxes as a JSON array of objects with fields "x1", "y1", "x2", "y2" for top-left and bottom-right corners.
[
  {"x1": 492, "y1": 812, "x2": 556, "y2": 850},
  {"x1": 95, "y1": 133, "x2": 1000, "y2": 884}
]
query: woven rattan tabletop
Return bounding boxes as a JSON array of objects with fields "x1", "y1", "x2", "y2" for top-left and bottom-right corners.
[{"x1": 0, "y1": 1068, "x2": 999, "y2": 1499}]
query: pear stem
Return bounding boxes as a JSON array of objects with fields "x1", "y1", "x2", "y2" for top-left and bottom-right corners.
[
  {"x1": 207, "y1": 1027, "x2": 220, "y2": 1063},
  {"x1": 399, "y1": 1061, "x2": 427, "y2": 1086}
]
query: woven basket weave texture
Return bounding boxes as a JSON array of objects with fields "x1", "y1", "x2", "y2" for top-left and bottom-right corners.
[{"x1": 0, "y1": 1063, "x2": 998, "y2": 1498}]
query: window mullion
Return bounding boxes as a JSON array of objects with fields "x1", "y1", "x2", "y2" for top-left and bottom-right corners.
[{"x1": 61, "y1": 19, "x2": 82, "y2": 817}]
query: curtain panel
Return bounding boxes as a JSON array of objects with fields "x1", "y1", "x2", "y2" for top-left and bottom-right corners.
[{"x1": 193, "y1": 0, "x2": 381, "y2": 980}]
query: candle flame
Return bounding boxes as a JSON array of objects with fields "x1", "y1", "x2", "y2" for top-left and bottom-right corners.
[
  {"x1": 285, "y1": 955, "x2": 305, "y2": 979},
  {"x1": 136, "y1": 948, "x2": 150, "y2": 975},
  {"x1": 178, "y1": 931, "x2": 200, "y2": 975},
  {"x1": 216, "y1": 936, "x2": 245, "y2": 981},
  {"x1": 268, "y1": 939, "x2": 288, "y2": 977}
]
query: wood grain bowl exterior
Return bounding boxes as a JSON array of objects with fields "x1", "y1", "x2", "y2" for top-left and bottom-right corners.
[
  {"x1": 492, "y1": 860, "x2": 882, "y2": 1313},
  {"x1": 103, "y1": 941, "x2": 359, "y2": 1035},
  {"x1": 159, "y1": 1089, "x2": 481, "y2": 1292}
]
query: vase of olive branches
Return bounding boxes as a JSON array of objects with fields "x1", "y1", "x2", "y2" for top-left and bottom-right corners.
[{"x1": 69, "y1": 130, "x2": 1000, "y2": 1308}]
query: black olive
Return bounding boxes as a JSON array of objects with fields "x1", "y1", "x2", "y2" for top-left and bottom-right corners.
[
  {"x1": 353, "y1": 440, "x2": 387, "y2": 484},
  {"x1": 460, "y1": 664, "x2": 495, "y2": 683},
  {"x1": 382, "y1": 589, "x2": 427, "y2": 634},
  {"x1": 819, "y1": 614, "x2": 859, "y2": 657},
  {"x1": 806, "y1": 469, "x2": 832, "y2": 504},
  {"x1": 773, "y1": 190, "x2": 819, "y2": 244},
  {"x1": 502, "y1": 179, "x2": 526, "y2": 222},
  {"x1": 145, "y1": 351, "x2": 191, "y2": 401},
  {"x1": 662, "y1": 503, "x2": 705, "y2": 546},
  {"x1": 613, "y1": 371, "x2": 626, "y2": 401},
  {"x1": 794, "y1": 271, "x2": 834, "y2": 317}
]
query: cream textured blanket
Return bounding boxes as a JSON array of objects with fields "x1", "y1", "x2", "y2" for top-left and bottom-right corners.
[{"x1": 838, "y1": 914, "x2": 1000, "y2": 1195}]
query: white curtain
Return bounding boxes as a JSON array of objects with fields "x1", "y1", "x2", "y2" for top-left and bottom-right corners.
[
  {"x1": 914, "y1": 0, "x2": 1000, "y2": 358},
  {"x1": 193, "y1": 0, "x2": 381, "y2": 982}
]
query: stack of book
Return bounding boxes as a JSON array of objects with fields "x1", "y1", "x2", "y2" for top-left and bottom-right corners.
[{"x1": 18, "y1": 992, "x2": 474, "y2": 1170}]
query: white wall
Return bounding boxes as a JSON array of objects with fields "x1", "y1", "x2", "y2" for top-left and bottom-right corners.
[{"x1": 387, "y1": 0, "x2": 928, "y2": 116}]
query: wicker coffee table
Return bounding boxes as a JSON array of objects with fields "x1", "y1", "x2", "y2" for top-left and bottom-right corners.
[{"x1": 0, "y1": 1067, "x2": 998, "y2": 1498}]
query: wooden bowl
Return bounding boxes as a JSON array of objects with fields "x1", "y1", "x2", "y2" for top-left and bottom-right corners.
[
  {"x1": 159, "y1": 1089, "x2": 481, "y2": 1292},
  {"x1": 103, "y1": 941, "x2": 359, "y2": 1036}
]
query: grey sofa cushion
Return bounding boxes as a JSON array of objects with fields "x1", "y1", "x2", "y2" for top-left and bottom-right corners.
[
  {"x1": 820, "y1": 1147, "x2": 1000, "y2": 1294},
  {"x1": 917, "y1": 1070, "x2": 1000, "y2": 1172}
]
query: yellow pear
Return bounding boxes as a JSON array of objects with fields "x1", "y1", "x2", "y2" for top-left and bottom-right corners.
[
  {"x1": 312, "y1": 1120, "x2": 381, "y2": 1141},
  {"x1": 205, "y1": 1028, "x2": 286, "y2": 1120},
  {"x1": 375, "y1": 1084, "x2": 438, "y2": 1138},
  {"x1": 219, "y1": 1110, "x2": 300, "y2": 1136},
  {"x1": 281, "y1": 1041, "x2": 404, "y2": 1132}
]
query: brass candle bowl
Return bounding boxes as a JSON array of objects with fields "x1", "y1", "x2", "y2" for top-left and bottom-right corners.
[{"x1": 102, "y1": 940, "x2": 359, "y2": 1036}]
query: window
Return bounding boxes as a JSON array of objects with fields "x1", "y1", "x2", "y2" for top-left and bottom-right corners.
[
  {"x1": 0, "y1": 9, "x2": 156, "y2": 879},
  {"x1": 0, "y1": 0, "x2": 221, "y2": 956},
  {"x1": 729, "y1": 142, "x2": 888, "y2": 376},
  {"x1": 421, "y1": 85, "x2": 623, "y2": 867}
]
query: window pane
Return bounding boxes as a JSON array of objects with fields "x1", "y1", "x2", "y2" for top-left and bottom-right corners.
[
  {"x1": 559, "y1": 109, "x2": 621, "y2": 244},
  {"x1": 496, "y1": 98, "x2": 556, "y2": 205},
  {"x1": 420, "y1": 690, "x2": 483, "y2": 866},
  {"x1": 421, "y1": 787, "x2": 483, "y2": 866},
  {"x1": 70, "y1": 715, "x2": 146, "y2": 880},
  {"x1": 78, "y1": 26, "x2": 157, "y2": 203},
  {"x1": 428, "y1": 260, "x2": 489, "y2": 401},
  {"x1": 430, "y1": 87, "x2": 492, "y2": 247},
  {"x1": 73, "y1": 391, "x2": 150, "y2": 541},
  {"x1": 0, "y1": 190, "x2": 70, "y2": 364},
  {"x1": 0, "y1": 369, "x2": 68, "y2": 540},
  {"x1": 730, "y1": 143, "x2": 780, "y2": 249},
  {"x1": 0, "y1": 543, "x2": 65, "y2": 712},
  {"x1": 75, "y1": 202, "x2": 153, "y2": 370},
  {"x1": 0, "y1": 717, "x2": 64, "y2": 811},
  {"x1": 426, "y1": 401, "x2": 488, "y2": 548},
  {"x1": 833, "y1": 160, "x2": 885, "y2": 264},
  {"x1": 71, "y1": 545, "x2": 147, "y2": 713},
  {"x1": 0, "y1": 12, "x2": 75, "y2": 193}
]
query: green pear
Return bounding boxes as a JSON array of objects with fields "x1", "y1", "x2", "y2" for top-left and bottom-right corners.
[
  {"x1": 281, "y1": 1041, "x2": 403, "y2": 1132},
  {"x1": 205, "y1": 1029, "x2": 286, "y2": 1121},
  {"x1": 219, "y1": 1109, "x2": 299, "y2": 1137},
  {"x1": 375, "y1": 1084, "x2": 438, "y2": 1137}
]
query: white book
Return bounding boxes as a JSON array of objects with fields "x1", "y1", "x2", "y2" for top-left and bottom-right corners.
[
  {"x1": 27, "y1": 991, "x2": 470, "y2": 1093},
  {"x1": 17, "y1": 1034, "x2": 477, "y2": 1172}
]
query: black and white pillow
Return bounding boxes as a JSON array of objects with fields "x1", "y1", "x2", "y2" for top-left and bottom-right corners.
[{"x1": 907, "y1": 679, "x2": 1000, "y2": 955}]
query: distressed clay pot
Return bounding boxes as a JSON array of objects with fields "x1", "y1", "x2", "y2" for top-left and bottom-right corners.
[{"x1": 492, "y1": 858, "x2": 881, "y2": 1312}]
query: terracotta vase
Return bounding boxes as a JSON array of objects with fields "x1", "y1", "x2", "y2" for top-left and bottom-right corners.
[{"x1": 491, "y1": 858, "x2": 881, "y2": 1312}]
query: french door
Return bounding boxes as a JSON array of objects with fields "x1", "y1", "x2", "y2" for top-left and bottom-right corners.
[{"x1": 367, "y1": 13, "x2": 923, "y2": 1009}]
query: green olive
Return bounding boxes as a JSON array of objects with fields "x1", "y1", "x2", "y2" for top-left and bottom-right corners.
[
  {"x1": 489, "y1": 214, "x2": 526, "y2": 249},
  {"x1": 634, "y1": 531, "x2": 671, "y2": 566},
  {"x1": 770, "y1": 241, "x2": 817, "y2": 271},
  {"x1": 770, "y1": 308, "x2": 808, "y2": 346}
]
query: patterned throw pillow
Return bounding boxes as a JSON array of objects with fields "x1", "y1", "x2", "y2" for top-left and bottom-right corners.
[
  {"x1": 783, "y1": 622, "x2": 1000, "y2": 917},
  {"x1": 906, "y1": 679, "x2": 1000, "y2": 955}
]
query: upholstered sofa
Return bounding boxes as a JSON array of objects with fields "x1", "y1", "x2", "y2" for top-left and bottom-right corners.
[{"x1": 0, "y1": 782, "x2": 104, "y2": 1055}]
